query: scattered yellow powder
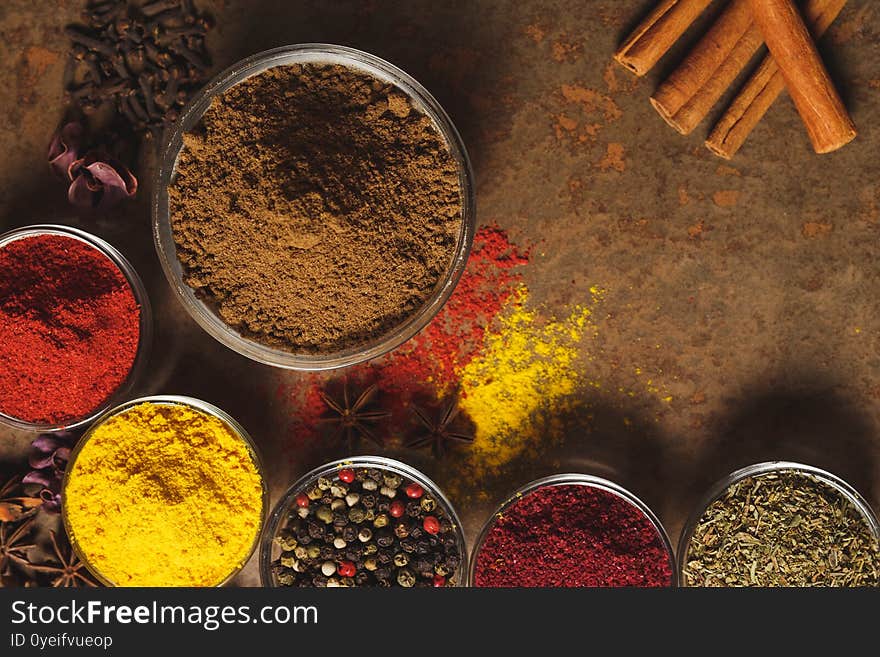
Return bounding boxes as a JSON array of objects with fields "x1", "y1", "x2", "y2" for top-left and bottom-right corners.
[
  {"x1": 457, "y1": 286, "x2": 600, "y2": 474},
  {"x1": 65, "y1": 401, "x2": 264, "y2": 587}
]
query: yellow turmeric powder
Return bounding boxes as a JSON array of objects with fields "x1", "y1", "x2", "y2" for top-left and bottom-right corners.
[{"x1": 64, "y1": 400, "x2": 264, "y2": 587}]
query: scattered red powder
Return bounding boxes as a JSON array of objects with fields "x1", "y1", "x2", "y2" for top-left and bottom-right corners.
[
  {"x1": 284, "y1": 224, "x2": 530, "y2": 445},
  {"x1": 277, "y1": 225, "x2": 529, "y2": 444},
  {"x1": 473, "y1": 485, "x2": 673, "y2": 587},
  {"x1": 0, "y1": 234, "x2": 141, "y2": 425}
]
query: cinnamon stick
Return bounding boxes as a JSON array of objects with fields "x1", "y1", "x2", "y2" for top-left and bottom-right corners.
[
  {"x1": 746, "y1": 0, "x2": 856, "y2": 153},
  {"x1": 614, "y1": 0, "x2": 714, "y2": 76},
  {"x1": 707, "y1": 0, "x2": 846, "y2": 159},
  {"x1": 650, "y1": 0, "x2": 759, "y2": 134}
]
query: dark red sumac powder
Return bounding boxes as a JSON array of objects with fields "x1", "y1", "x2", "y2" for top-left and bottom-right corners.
[
  {"x1": 0, "y1": 234, "x2": 140, "y2": 425},
  {"x1": 473, "y1": 484, "x2": 673, "y2": 587}
]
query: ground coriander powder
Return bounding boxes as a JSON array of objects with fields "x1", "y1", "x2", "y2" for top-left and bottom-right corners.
[{"x1": 169, "y1": 63, "x2": 463, "y2": 353}]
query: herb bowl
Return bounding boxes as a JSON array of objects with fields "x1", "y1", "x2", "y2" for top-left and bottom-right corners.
[
  {"x1": 261, "y1": 456, "x2": 467, "y2": 587},
  {"x1": 0, "y1": 224, "x2": 152, "y2": 434},
  {"x1": 153, "y1": 44, "x2": 476, "y2": 371},
  {"x1": 469, "y1": 474, "x2": 677, "y2": 587},
  {"x1": 62, "y1": 395, "x2": 268, "y2": 587},
  {"x1": 678, "y1": 461, "x2": 880, "y2": 587}
]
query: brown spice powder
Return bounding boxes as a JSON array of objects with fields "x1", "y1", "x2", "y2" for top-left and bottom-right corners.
[{"x1": 169, "y1": 63, "x2": 463, "y2": 353}]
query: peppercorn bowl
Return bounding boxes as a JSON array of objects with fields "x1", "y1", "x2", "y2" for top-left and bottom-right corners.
[
  {"x1": 678, "y1": 461, "x2": 880, "y2": 587},
  {"x1": 0, "y1": 224, "x2": 153, "y2": 434},
  {"x1": 153, "y1": 44, "x2": 476, "y2": 371},
  {"x1": 261, "y1": 456, "x2": 467, "y2": 587},
  {"x1": 62, "y1": 395, "x2": 268, "y2": 587},
  {"x1": 469, "y1": 474, "x2": 677, "y2": 587}
]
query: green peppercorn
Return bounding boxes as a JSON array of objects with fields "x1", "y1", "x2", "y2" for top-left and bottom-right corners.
[
  {"x1": 394, "y1": 553, "x2": 409, "y2": 567},
  {"x1": 397, "y1": 569, "x2": 416, "y2": 587},
  {"x1": 394, "y1": 523, "x2": 409, "y2": 539},
  {"x1": 383, "y1": 474, "x2": 402, "y2": 488},
  {"x1": 363, "y1": 543, "x2": 378, "y2": 555},
  {"x1": 307, "y1": 545, "x2": 321, "y2": 559},
  {"x1": 277, "y1": 535, "x2": 298, "y2": 551},
  {"x1": 296, "y1": 507, "x2": 309, "y2": 519},
  {"x1": 345, "y1": 492, "x2": 360, "y2": 507},
  {"x1": 380, "y1": 485, "x2": 396, "y2": 498},
  {"x1": 307, "y1": 486, "x2": 323, "y2": 500},
  {"x1": 365, "y1": 509, "x2": 376, "y2": 521},
  {"x1": 317, "y1": 477, "x2": 332, "y2": 491},
  {"x1": 435, "y1": 564, "x2": 449, "y2": 576},
  {"x1": 364, "y1": 557, "x2": 378, "y2": 571},
  {"x1": 330, "y1": 483, "x2": 347, "y2": 498},
  {"x1": 362, "y1": 479, "x2": 378, "y2": 491},
  {"x1": 373, "y1": 513, "x2": 389, "y2": 528},
  {"x1": 277, "y1": 571, "x2": 295, "y2": 586},
  {"x1": 348, "y1": 507, "x2": 366, "y2": 524},
  {"x1": 331, "y1": 498, "x2": 346, "y2": 511},
  {"x1": 280, "y1": 555, "x2": 297, "y2": 568},
  {"x1": 420, "y1": 497, "x2": 436, "y2": 512},
  {"x1": 315, "y1": 505, "x2": 333, "y2": 524},
  {"x1": 294, "y1": 546, "x2": 308, "y2": 560}
]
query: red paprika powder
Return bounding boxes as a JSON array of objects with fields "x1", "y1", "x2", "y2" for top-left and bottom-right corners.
[
  {"x1": 0, "y1": 232, "x2": 141, "y2": 426},
  {"x1": 473, "y1": 483, "x2": 674, "y2": 587}
]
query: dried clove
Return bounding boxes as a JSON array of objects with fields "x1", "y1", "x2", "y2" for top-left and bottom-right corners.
[{"x1": 63, "y1": 0, "x2": 213, "y2": 139}]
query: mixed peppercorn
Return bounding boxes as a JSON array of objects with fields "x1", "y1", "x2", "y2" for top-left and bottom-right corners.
[{"x1": 272, "y1": 467, "x2": 462, "y2": 588}]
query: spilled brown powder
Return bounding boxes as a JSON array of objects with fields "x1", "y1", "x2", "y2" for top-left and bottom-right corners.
[{"x1": 169, "y1": 63, "x2": 462, "y2": 353}]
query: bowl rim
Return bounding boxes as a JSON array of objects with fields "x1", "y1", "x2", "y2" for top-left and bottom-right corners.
[
  {"x1": 0, "y1": 224, "x2": 152, "y2": 433},
  {"x1": 152, "y1": 43, "x2": 476, "y2": 371},
  {"x1": 260, "y1": 455, "x2": 468, "y2": 587},
  {"x1": 468, "y1": 473, "x2": 677, "y2": 587},
  {"x1": 677, "y1": 460, "x2": 880, "y2": 587},
  {"x1": 61, "y1": 394, "x2": 268, "y2": 587}
]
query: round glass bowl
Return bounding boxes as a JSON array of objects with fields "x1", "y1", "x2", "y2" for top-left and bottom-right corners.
[
  {"x1": 261, "y1": 456, "x2": 467, "y2": 587},
  {"x1": 153, "y1": 44, "x2": 476, "y2": 370},
  {"x1": 679, "y1": 461, "x2": 880, "y2": 587},
  {"x1": 470, "y1": 474, "x2": 677, "y2": 587},
  {"x1": 0, "y1": 224, "x2": 152, "y2": 433},
  {"x1": 62, "y1": 395, "x2": 268, "y2": 587}
]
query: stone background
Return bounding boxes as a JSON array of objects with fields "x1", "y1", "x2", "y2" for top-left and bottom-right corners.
[{"x1": 1, "y1": 0, "x2": 879, "y2": 585}]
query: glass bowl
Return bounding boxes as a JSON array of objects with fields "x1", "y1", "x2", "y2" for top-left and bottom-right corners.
[
  {"x1": 261, "y1": 456, "x2": 467, "y2": 587},
  {"x1": 0, "y1": 224, "x2": 152, "y2": 433},
  {"x1": 62, "y1": 395, "x2": 268, "y2": 587},
  {"x1": 678, "y1": 461, "x2": 880, "y2": 587},
  {"x1": 153, "y1": 44, "x2": 476, "y2": 371},
  {"x1": 469, "y1": 473, "x2": 677, "y2": 587}
]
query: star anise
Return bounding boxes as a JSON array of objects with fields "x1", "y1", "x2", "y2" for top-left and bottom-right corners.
[
  {"x1": 0, "y1": 516, "x2": 37, "y2": 575},
  {"x1": 406, "y1": 397, "x2": 474, "y2": 458},
  {"x1": 28, "y1": 530, "x2": 97, "y2": 588},
  {"x1": 0, "y1": 475, "x2": 42, "y2": 523},
  {"x1": 319, "y1": 382, "x2": 390, "y2": 451}
]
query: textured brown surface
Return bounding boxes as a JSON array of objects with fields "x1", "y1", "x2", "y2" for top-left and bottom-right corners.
[{"x1": 1, "y1": 0, "x2": 879, "y2": 586}]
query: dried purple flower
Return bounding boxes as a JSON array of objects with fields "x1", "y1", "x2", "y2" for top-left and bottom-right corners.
[
  {"x1": 67, "y1": 151, "x2": 138, "y2": 211},
  {"x1": 48, "y1": 122, "x2": 84, "y2": 180},
  {"x1": 23, "y1": 433, "x2": 76, "y2": 514}
]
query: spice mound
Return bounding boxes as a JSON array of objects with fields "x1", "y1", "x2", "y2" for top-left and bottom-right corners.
[
  {"x1": 0, "y1": 233, "x2": 140, "y2": 425},
  {"x1": 683, "y1": 470, "x2": 880, "y2": 587},
  {"x1": 169, "y1": 62, "x2": 463, "y2": 354},
  {"x1": 271, "y1": 465, "x2": 463, "y2": 587},
  {"x1": 64, "y1": 401, "x2": 264, "y2": 587},
  {"x1": 473, "y1": 484, "x2": 673, "y2": 587}
]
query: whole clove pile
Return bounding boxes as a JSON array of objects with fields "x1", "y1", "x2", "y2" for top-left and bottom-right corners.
[{"x1": 64, "y1": 0, "x2": 213, "y2": 141}]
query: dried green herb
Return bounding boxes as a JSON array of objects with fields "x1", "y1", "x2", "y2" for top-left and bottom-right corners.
[{"x1": 683, "y1": 471, "x2": 880, "y2": 587}]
